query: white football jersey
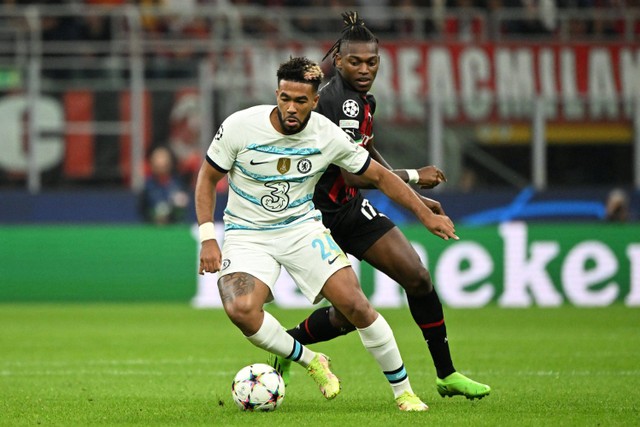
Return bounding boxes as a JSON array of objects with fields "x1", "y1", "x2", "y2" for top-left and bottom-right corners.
[{"x1": 206, "y1": 105, "x2": 371, "y2": 231}]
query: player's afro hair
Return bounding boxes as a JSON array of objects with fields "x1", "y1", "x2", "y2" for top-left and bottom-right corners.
[{"x1": 277, "y1": 57, "x2": 324, "y2": 91}]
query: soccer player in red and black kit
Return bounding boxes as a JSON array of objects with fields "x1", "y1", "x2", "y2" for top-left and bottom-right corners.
[{"x1": 270, "y1": 11, "x2": 491, "y2": 401}]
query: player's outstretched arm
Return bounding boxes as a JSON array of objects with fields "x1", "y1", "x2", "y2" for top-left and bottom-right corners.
[
  {"x1": 341, "y1": 146, "x2": 446, "y2": 190},
  {"x1": 194, "y1": 161, "x2": 226, "y2": 274},
  {"x1": 420, "y1": 195, "x2": 445, "y2": 215},
  {"x1": 360, "y1": 160, "x2": 458, "y2": 241},
  {"x1": 362, "y1": 138, "x2": 446, "y2": 188},
  {"x1": 413, "y1": 165, "x2": 447, "y2": 189},
  {"x1": 341, "y1": 164, "x2": 446, "y2": 189},
  {"x1": 341, "y1": 161, "x2": 448, "y2": 216}
]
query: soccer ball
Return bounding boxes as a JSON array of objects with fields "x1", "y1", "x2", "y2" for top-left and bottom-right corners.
[{"x1": 231, "y1": 363, "x2": 285, "y2": 412}]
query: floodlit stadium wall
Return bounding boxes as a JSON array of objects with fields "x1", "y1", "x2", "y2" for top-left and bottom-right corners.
[{"x1": 1, "y1": 222, "x2": 638, "y2": 307}]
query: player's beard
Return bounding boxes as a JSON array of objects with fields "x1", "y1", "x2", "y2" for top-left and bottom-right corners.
[{"x1": 277, "y1": 109, "x2": 311, "y2": 135}]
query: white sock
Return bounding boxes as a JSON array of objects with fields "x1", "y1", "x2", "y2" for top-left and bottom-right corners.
[
  {"x1": 246, "y1": 311, "x2": 315, "y2": 367},
  {"x1": 357, "y1": 314, "x2": 413, "y2": 398}
]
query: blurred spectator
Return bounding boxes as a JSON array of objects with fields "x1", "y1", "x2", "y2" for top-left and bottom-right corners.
[
  {"x1": 167, "y1": 90, "x2": 203, "y2": 189},
  {"x1": 77, "y1": 2, "x2": 117, "y2": 79},
  {"x1": 442, "y1": 0, "x2": 486, "y2": 41},
  {"x1": 283, "y1": 0, "x2": 328, "y2": 34},
  {"x1": 228, "y1": 0, "x2": 280, "y2": 36},
  {"x1": 605, "y1": 188, "x2": 629, "y2": 222},
  {"x1": 591, "y1": 0, "x2": 624, "y2": 38},
  {"x1": 458, "y1": 166, "x2": 480, "y2": 192},
  {"x1": 141, "y1": 0, "x2": 210, "y2": 78},
  {"x1": 38, "y1": 1, "x2": 83, "y2": 79},
  {"x1": 356, "y1": 0, "x2": 396, "y2": 34},
  {"x1": 85, "y1": 0, "x2": 126, "y2": 4},
  {"x1": 394, "y1": 0, "x2": 436, "y2": 37},
  {"x1": 484, "y1": 0, "x2": 507, "y2": 39},
  {"x1": 503, "y1": 0, "x2": 558, "y2": 36},
  {"x1": 140, "y1": 146, "x2": 190, "y2": 224}
]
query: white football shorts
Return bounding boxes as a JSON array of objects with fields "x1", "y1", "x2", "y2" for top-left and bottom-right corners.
[{"x1": 218, "y1": 220, "x2": 351, "y2": 304}]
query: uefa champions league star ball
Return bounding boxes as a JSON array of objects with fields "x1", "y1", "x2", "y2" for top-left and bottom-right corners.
[{"x1": 231, "y1": 363, "x2": 285, "y2": 412}]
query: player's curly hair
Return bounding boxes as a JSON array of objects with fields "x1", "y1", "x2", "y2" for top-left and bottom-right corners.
[
  {"x1": 322, "y1": 11, "x2": 378, "y2": 63},
  {"x1": 277, "y1": 56, "x2": 324, "y2": 91}
]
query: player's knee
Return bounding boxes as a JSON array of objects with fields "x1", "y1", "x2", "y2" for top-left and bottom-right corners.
[
  {"x1": 223, "y1": 300, "x2": 261, "y2": 334},
  {"x1": 336, "y1": 298, "x2": 376, "y2": 329},
  {"x1": 402, "y1": 266, "x2": 434, "y2": 296}
]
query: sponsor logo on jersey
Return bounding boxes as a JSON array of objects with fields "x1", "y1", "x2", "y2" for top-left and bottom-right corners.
[
  {"x1": 250, "y1": 159, "x2": 269, "y2": 165},
  {"x1": 344, "y1": 129, "x2": 357, "y2": 144},
  {"x1": 277, "y1": 158, "x2": 291, "y2": 174},
  {"x1": 221, "y1": 259, "x2": 230, "y2": 270},
  {"x1": 297, "y1": 159, "x2": 312, "y2": 174},
  {"x1": 344, "y1": 129, "x2": 357, "y2": 141},
  {"x1": 339, "y1": 119, "x2": 359, "y2": 129},
  {"x1": 342, "y1": 99, "x2": 359, "y2": 118}
]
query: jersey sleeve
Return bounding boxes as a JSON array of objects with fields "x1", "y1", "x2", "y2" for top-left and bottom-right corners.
[
  {"x1": 317, "y1": 92, "x2": 366, "y2": 145},
  {"x1": 205, "y1": 118, "x2": 239, "y2": 172},
  {"x1": 326, "y1": 123, "x2": 371, "y2": 176}
]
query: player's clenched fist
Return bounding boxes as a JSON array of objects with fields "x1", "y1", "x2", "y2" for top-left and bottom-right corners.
[
  {"x1": 199, "y1": 240, "x2": 222, "y2": 274},
  {"x1": 417, "y1": 166, "x2": 446, "y2": 189}
]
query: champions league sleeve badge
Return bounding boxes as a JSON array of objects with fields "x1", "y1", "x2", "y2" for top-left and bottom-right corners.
[
  {"x1": 213, "y1": 124, "x2": 224, "y2": 141},
  {"x1": 342, "y1": 99, "x2": 359, "y2": 118}
]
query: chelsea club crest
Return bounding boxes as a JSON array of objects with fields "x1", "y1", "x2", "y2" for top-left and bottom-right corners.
[{"x1": 297, "y1": 159, "x2": 312, "y2": 174}]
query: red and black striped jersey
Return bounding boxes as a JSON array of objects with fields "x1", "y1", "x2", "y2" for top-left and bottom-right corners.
[{"x1": 313, "y1": 73, "x2": 376, "y2": 215}]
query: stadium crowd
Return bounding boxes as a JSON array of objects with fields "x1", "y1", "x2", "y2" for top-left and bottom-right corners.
[
  {"x1": 0, "y1": 0, "x2": 638, "y2": 221},
  {"x1": 1, "y1": 0, "x2": 637, "y2": 80},
  {"x1": 2, "y1": 0, "x2": 639, "y2": 42}
]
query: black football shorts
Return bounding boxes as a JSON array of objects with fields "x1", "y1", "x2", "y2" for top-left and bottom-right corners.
[{"x1": 323, "y1": 197, "x2": 396, "y2": 260}]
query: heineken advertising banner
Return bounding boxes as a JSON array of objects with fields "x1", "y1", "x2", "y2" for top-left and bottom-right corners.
[
  {"x1": 1, "y1": 223, "x2": 638, "y2": 306},
  {"x1": 193, "y1": 222, "x2": 640, "y2": 308}
]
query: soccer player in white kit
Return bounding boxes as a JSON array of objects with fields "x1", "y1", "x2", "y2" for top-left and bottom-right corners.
[{"x1": 195, "y1": 57, "x2": 458, "y2": 411}]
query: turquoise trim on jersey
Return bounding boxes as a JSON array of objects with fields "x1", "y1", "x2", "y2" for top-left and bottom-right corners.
[
  {"x1": 223, "y1": 209, "x2": 321, "y2": 231},
  {"x1": 236, "y1": 164, "x2": 322, "y2": 183},
  {"x1": 289, "y1": 194, "x2": 313, "y2": 208},
  {"x1": 247, "y1": 144, "x2": 322, "y2": 156},
  {"x1": 228, "y1": 180, "x2": 261, "y2": 206}
]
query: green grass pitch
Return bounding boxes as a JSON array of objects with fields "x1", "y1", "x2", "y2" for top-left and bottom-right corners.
[{"x1": 1, "y1": 304, "x2": 638, "y2": 426}]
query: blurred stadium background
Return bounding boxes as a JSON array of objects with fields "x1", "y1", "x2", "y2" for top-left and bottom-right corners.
[{"x1": 1, "y1": 0, "x2": 639, "y2": 308}]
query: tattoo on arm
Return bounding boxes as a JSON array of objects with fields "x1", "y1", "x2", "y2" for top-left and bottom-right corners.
[{"x1": 218, "y1": 273, "x2": 256, "y2": 303}]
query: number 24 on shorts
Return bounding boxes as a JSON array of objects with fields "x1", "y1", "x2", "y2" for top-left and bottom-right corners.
[{"x1": 311, "y1": 232, "x2": 343, "y2": 263}]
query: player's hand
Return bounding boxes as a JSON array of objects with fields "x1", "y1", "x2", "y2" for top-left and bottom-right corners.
[
  {"x1": 420, "y1": 195, "x2": 445, "y2": 215},
  {"x1": 417, "y1": 166, "x2": 446, "y2": 189},
  {"x1": 199, "y1": 239, "x2": 222, "y2": 275},
  {"x1": 422, "y1": 213, "x2": 459, "y2": 241}
]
